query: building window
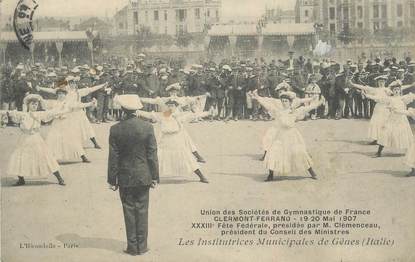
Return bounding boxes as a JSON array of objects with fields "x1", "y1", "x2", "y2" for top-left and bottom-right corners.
[
  {"x1": 397, "y1": 4, "x2": 403, "y2": 17},
  {"x1": 176, "y1": 9, "x2": 187, "y2": 22},
  {"x1": 207, "y1": 9, "x2": 210, "y2": 17},
  {"x1": 411, "y1": 3, "x2": 415, "y2": 17},
  {"x1": 119, "y1": 22, "x2": 124, "y2": 29},
  {"x1": 195, "y1": 8, "x2": 200, "y2": 19},
  {"x1": 145, "y1": 11, "x2": 148, "y2": 22},
  {"x1": 397, "y1": 21, "x2": 403, "y2": 27},
  {"x1": 343, "y1": 7, "x2": 349, "y2": 19},
  {"x1": 373, "y1": 5, "x2": 379, "y2": 18},
  {"x1": 164, "y1": 10, "x2": 168, "y2": 21},
  {"x1": 154, "y1": 10, "x2": 159, "y2": 21},
  {"x1": 381, "y1": 21, "x2": 387, "y2": 29},
  {"x1": 357, "y1": 22, "x2": 363, "y2": 28},
  {"x1": 134, "y1": 11, "x2": 138, "y2": 25},
  {"x1": 381, "y1": 5, "x2": 387, "y2": 18},
  {"x1": 329, "y1": 7, "x2": 335, "y2": 19},
  {"x1": 357, "y1": 6, "x2": 363, "y2": 19},
  {"x1": 216, "y1": 9, "x2": 219, "y2": 18},
  {"x1": 305, "y1": 10, "x2": 309, "y2": 17},
  {"x1": 329, "y1": 23, "x2": 335, "y2": 36}
]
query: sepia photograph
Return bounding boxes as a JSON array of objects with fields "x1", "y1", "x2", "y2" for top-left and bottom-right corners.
[{"x1": 0, "y1": 0, "x2": 415, "y2": 261}]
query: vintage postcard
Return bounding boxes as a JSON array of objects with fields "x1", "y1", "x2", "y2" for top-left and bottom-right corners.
[{"x1": 0, "y1": 0, "x2": 415, "y2": 261}]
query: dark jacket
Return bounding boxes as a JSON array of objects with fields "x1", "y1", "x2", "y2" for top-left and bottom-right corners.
[{"x1": 108, "y1": 116, "x2": 159, "y2": 187}]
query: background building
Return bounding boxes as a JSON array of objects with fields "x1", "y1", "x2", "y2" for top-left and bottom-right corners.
[
  {"x1": 114, "y1": 0, "x2": 221, "y2": 36},
  {"x1": 264, "y1": 6, "x2": 295, "y2": 23},
  {"x1": 295, "y1": 0, "x2": 415, "y2": 44}
]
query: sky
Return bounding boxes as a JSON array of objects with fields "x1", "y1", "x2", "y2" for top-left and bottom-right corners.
[{"x1": 1, "y1": 0, "x2": 296, "y2": 20}]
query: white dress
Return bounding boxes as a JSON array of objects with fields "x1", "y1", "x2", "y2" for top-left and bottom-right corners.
[
  {"x1": 45, "y1": 100, "x2": 86, "y2": 162},
  {"x1": 367, "y1": 87, "x2": 391, "y2": 141},
  {"x1": 378, "y1": 94, "x2": 415, "y2": 150},
  {"x1": 264, "y1": 108, "x2": 313, "y2": 174},
  {"x1": 66, "y1": 87, "x2": 96, "y2": 145},
  {"x1": 7, "y1": 111, "x2": 60, "y2": 178},
  {"x1": 261, "y1": 97, "x2": 309, "y2": 152},
  {"x1": 40, "y1": 85, "x2": 97, "y2": 146},
  {"x1": 405, "y1": 109, "x2": 415, "y2": 168},
  {"x1": 138, "y1": 111, "x2": 208, "y2": 177},
  {"x1": 141, "y1": 96, "x2": 206, "y2": 153}
]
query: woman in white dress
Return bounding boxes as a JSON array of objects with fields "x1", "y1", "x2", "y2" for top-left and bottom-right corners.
[
  {"x1": 140, "y1": 83, "x2": 208, "y2": 163},
  {"x1": 258, "y1": 92, "x2": 314, "y2": 161},
  {"x1": 36, "y1": 77, "x2": 107, "y2": 149},
  {"x1": 252, "y1": 91, "x2": 324, "y2": 182},
  {"x1": 1, "y1": 94, "x2": 66, "y2": 186},
  {"x1": 136, "y1": 99, "x2": 210, "y2": 183},
  {"x1": 392, "y1": 107, "x2": 415, "y2": 177},
  {"x1": 350, "y1": 76, "x2": 414, "y2": 145},
  {"x1": 367, "y1": 81, "x2": 415, "y2": 157},
  {"x1": 45, "y1": 87, "x2": 98, "y2": 163}
]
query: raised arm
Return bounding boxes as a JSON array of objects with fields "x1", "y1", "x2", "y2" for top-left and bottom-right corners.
[
  {"x1": 349, "y1": 81, "x2": 377, "y2": 93},
  {"x1": 177, "y1": 111, "x2": 211, "y2": 123},
  {"x1": 36, "y1": 85, "x2": 57, "y2": 95},
  {"x1": 78, "y1": 83, "x2": 107, "y2": 97},
  {"x1": 401, "y1": 92, "x2": 415, "y2": 105},
  {"x1": 137, "y1": 110, "x2": 159, "y2": 122},
  {"x1": 364, "y1": 92, "x2": 389, "y2": 104},
  {"x1": 71, "y1": 98, "x2": 98, "y2": 110},
  {"x1": 294, "y1": 97, "x2": 325, "y2": 119},
  {"x1": 251, "y1": 91, "x2": 280, "y2": 117},
  {"x1": 293, "y1": 97, "x2": 314, "y2": 108}
]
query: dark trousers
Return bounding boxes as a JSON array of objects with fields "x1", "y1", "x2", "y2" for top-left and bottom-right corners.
[
  {"x1": 96, "y1": 93, "x2": 109, "y2": 122},
  {"x1": 369, "y1": 99, "x2": 376, "y2": 118},
  {"x1": 343, "y1": 95, "x2": 354, "y2": 118},
  {"x1": 233, "y1": 97, "x2": 244, "y2": 119},
  {"x1": 363, "y1": 98, "x2": 369, "y2": 118},
  {"x1": 216, "y1": 97, "x2": 225, "y2": 118},
  {"x1": 328, "y1": 97, "x2": 338, "y2": 119},
  {"x1": 119, "y1": 186, "x2": 150, "y2": 253}
]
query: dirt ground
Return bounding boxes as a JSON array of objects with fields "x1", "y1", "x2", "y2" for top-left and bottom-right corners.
[{"x1": 1, "y1": 118, "x2": 414, "y2": 262}]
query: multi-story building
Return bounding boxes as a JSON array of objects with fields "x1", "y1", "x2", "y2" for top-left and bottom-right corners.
[
  {"x1": 264, "y1": 6, "x2": 295, "y2": 23},
  {"x1": 295, "y1": 0, "x2": 415, "y2": 38},
  {"x1": 114, "y1": 0, "x2": 221, "y2": 36}
]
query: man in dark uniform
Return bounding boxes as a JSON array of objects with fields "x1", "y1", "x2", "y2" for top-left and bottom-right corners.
[
  {"x1": 231, "y1": 66, "x2": 246, "y2": 121},
  {"x1": 108, "y1": 94, "x2": 159, "y2": 256}
]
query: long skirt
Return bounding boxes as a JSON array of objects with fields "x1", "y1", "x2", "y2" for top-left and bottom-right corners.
[
  {"x1": 182, "y1": 128, "x2": 197, "y2": 153},
  {"x1": 378, "y1": 113, "x2": 413, "y2": 150},
  {"x1": 158, "y1": 131, "x2": 199, "y2": 177},
  {"x1": 368, "y1": 103, "x2": 390, "y2": 141},
  {"x1": 265, "y1": 127, "x2": 313, "y2": 174},
  {"x1": 262, "y1": 126, "x2": 277, "y2": 152},
  {"x1": 7, "y1": 133, "x2": 59, "y2": 178},
  {"x1": 73, "y1": 110, "x2": 95, "y2": 145},
  {"x1": 46, "y1": 116, "x2": 86, "y2": 162}
]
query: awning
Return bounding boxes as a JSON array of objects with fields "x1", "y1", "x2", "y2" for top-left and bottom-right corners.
[
  {"x1": 208, "y1": 24, "x2": 259, "y2": 36},
  {"x1": 262, "y1": 23, "x2": 315, "y2": 36},
  {"x1": 0, "y1": 31, "x2": 90, "y2": 43}
]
